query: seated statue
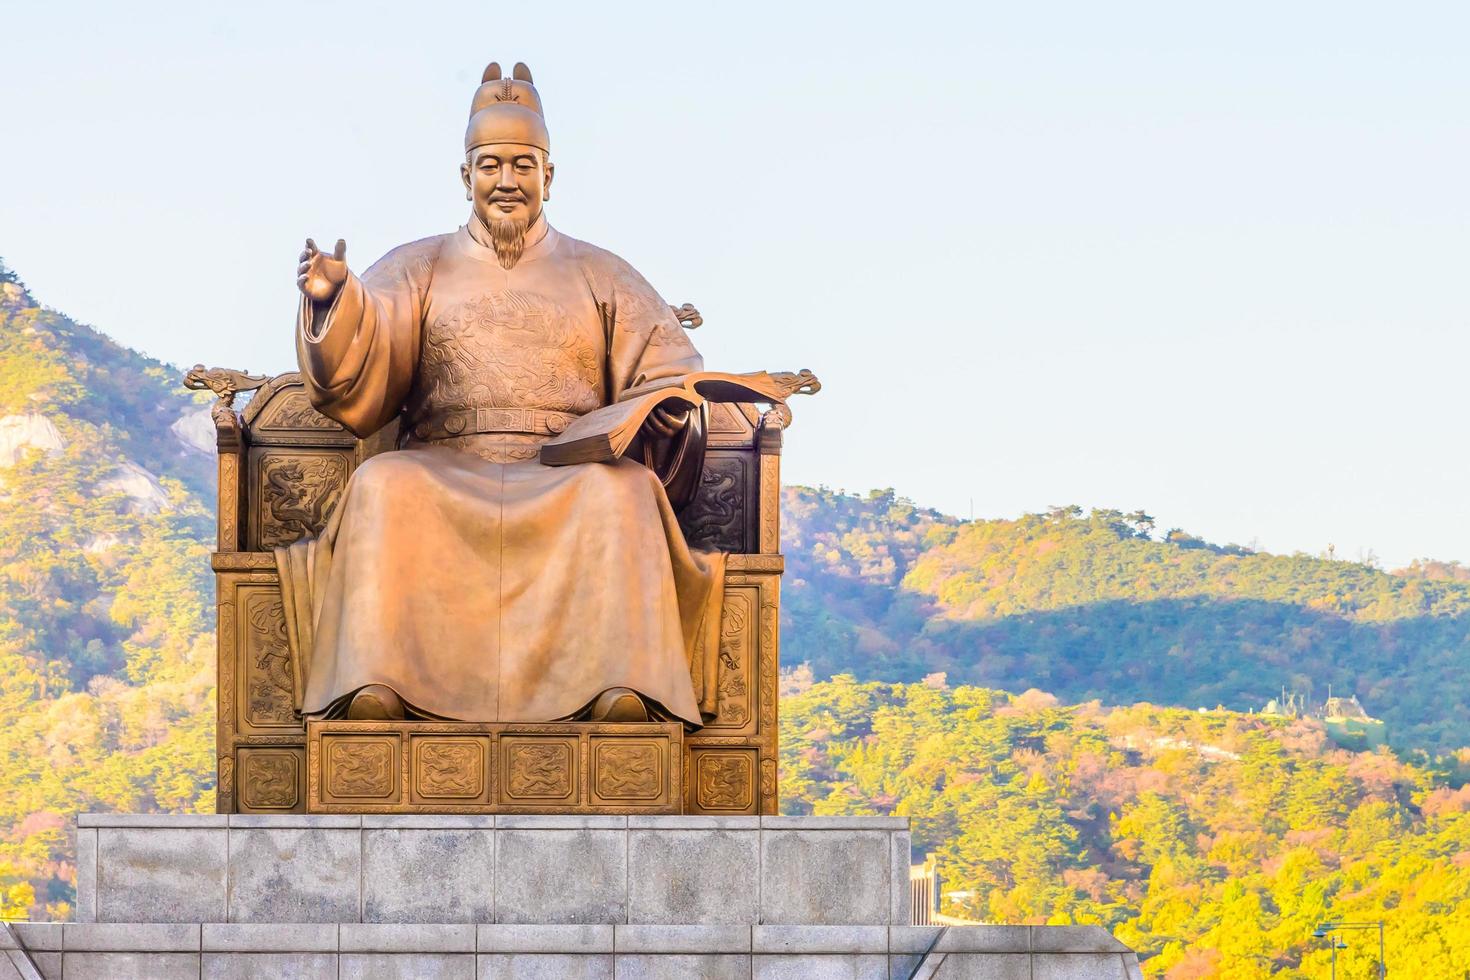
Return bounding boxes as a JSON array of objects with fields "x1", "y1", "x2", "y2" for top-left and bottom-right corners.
[{"x1": 275, "y1": 62, "x2": 728, "y2": 726}]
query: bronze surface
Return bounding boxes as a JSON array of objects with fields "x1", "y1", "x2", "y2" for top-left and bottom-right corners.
[
  {"x1": 307, "y1": 721, "x2": 684, "y2": 814},
  {"x1": 198, "y1": 59, "x2": 815, "y2": 815}
]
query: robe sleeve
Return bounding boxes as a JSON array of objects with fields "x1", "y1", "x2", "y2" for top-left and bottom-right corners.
[
  {"x1": 295, "y1": 239, "x2": 438, "y2": 437},
  {"x1": 602, "y1": 255, "x2": 703, "y2": 399}
]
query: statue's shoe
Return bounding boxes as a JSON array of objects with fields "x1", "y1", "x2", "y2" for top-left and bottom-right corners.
[
  {"x1": 346, "y1": 684, "x2": 407, "y2": 720},
  {"x1": 587, "y1": 687, "x2": 650, "y2": 722}
]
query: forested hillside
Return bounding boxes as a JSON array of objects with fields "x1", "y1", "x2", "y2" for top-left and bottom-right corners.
[
  {"x1": 783, "y1": 675, "x2": 1470, "y2": 978},
  {"x1": 783, "y1": 488, "x2": 1470, "y2": 753},
  {"x1": 0, "y1": 262, "x2": 215, "y2": 918}
]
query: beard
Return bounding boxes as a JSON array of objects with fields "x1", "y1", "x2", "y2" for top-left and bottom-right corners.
[{"x1": 487, "y1": 214, "x2": 529, "y2": 270}]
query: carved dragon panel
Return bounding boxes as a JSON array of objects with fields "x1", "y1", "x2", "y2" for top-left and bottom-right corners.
[
  {"x1": 502, "y1": 738, "x2": 576, "y2": 803},
  {"x1": 679, "y1": 453, "x2": 751, "y2": 553},
  {"x1": 241, "y1": 589, "x2": 295, "y2": 730},
  {"x1": 250, "y1": 448, "x2": 350, "y2": 550},
  {"x1": 705, "y1": 586, "x2": 757, "y2": 731},
  {"x1": 324, "y1": 737, "x2": 398, "y2": 800},
  {"x1": 238, "y1": 748, "x2": 301, "y2": 810},
  {"x1": 413, "y1": 738, "x2": 486, "y2": 800},
  {"x1": 592, "y1": 741, "x2": 662, "y2": 802},
  {"x1": 693, "y1": 750, "x2": 756, "y2": 813}
]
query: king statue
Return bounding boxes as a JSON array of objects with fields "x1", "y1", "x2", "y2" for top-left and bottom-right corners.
[{"x1": 275, "y1": 62, "x2": 727, "y2": 726}]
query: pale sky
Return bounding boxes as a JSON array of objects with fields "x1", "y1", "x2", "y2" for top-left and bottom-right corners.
[{"x1": 2, "y1": 1, "x2": 1466, "y2": 568}]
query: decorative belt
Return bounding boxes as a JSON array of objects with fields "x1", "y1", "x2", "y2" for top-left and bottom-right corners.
[{"x1": 410, "y1": 407, "x2": 577, "y2": 441}]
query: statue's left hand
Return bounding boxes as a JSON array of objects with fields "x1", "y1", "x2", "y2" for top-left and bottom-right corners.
[{"x1": 641, "y1": 405, "x2": 689, "y2": 439}]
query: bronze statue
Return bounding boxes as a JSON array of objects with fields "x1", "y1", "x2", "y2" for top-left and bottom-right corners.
[{"x1": 276, "y1": 62, "x2": 744, "y2": 726}]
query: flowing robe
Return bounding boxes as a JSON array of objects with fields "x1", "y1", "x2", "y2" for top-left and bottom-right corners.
[{"x1": 275, "y1": 222, "x2": 724, "y2": 725}]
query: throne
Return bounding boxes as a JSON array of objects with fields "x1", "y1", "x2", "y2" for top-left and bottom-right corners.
[{"x1": 187, "y1": 339, "x2": 799, "y2": 817}]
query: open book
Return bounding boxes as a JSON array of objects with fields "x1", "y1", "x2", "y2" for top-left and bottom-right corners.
[{"x1": 539, "y1": 370, "x2": 820, "y2": 466}]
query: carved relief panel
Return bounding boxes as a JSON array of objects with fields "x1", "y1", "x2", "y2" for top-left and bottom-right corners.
[
  {"x1": 703, "y1": 584, "x2": 759, "y2": 734},
  {"x1": 233, "y1": 582, "x2": 299, "y2": 735},
  {"x1": 679, "y1": 451, "x2": 756, "y2": 553},
  {"x1": 500, "y1": 736, "x2": 577, "y2": 805},
  {"x1": 321, "y1": 734, "x2": 401, "y2": 804},
  {"x1": 590, "y1": 738, "x2": 666, "y2": 807},
  {"x1": 242, "y1": 378, "x2": 355, "y2": 443},
  {"x1": 236, "y1": 747, "x2": 304, "y2": 812},
  {"x1": 306, "y1": 722, "x2": 683, "y2": 813},
  {"x1": 247, "y1": 447, "x2": 352, "y2": 550},
  {"x1": 706, "y1": 402, "x2": 758, "y2": 448},
  {"x1": 690, "y1": 748, "x2": 758, "y2": 814},
  {"x1": 410, "y1": 736, "x2": 491, "y2": 805}
]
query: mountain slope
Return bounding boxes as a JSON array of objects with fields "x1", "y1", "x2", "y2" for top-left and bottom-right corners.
[
  {"x1": 0, "y1": 261, "x2": 215, "y2": 918},
  {"x1": 782, "y1": 488, "x2": 1470, "y2": 753},
  {"x1": 784, "y1": 675, "x2": 1470, "y2": 977}
]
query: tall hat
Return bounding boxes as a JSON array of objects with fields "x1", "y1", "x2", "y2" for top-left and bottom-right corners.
[{"x1": 465, "y1": 61, "x2": 549, "y2": 154}]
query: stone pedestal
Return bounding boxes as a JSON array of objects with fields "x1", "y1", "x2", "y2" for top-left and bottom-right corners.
[{"x1": 0, "y1": 813, "x2": 1144, "y2": 979}]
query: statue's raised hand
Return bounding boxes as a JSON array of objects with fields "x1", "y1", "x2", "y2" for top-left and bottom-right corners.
[{"x1": 297, "y1": 238, "x2": 348, "y2": 304}]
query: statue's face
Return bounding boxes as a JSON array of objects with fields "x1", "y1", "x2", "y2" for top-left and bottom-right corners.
[{"x1": 461, "y1": 144, "x2": 554, "y2": 228}]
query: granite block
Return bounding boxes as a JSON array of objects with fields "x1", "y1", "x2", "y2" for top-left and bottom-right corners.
[
  {"x1": 888, "y1": 926, "x2": 943, "y2": 954},
  {"x1": 1032, "y1": 953, "x2": 1132, "y2": 980},
  {"x1": 760, "y1": 816, "x2": 908, "y2": 831},
  {"x1": 9, "y1": 924, "x2": 62, "y2": 951},
  {"x1": 890, "y1": 953, "x2": 922, "y2": 978},
  {"x1": 340, "y1": 923, "x2": 476, "y2": 952},
  {"x1": 495, "y1": 815, "x2": 626, "y2": 830},
  {"x1": 97, "y1": 827, "x2": 227, "y2": 922},
  {"x1": 62, "y1": 922, "x2": 200, "y2": 951},
  {"x1": 74, "y1": 828, "x2": 96, "y2": 923},
  {"x1": 627, "y1": 815, "x2": 760, "y2": 830},
  {"x1": 752, "y1": 953, "x2": 887, "y2": 978},
  {"x1": 340, "y1": 952, "x2": 475, "y2": 978},
  {"x1": 933, "y1": 926, "x2": 1030, "y2": 953},
  {"x1": 228, "y1": 814, "x2": 361, "y2": 828},
  {"x1": 1030, "y1": 926, "x2": 1130, "y2": 953},
  {"x1": 890, "y1": 831, "x2": 912, "y2": 925},
  {"x1": 476, "y1": 953, "x2": 614, "y2": 978},
  {"x1": 362, "y1": 815, "x2": 496, "y2": 829},
  {"x1": 753, "y1": 925, "x2": 888, "y2": 954},
  {"x1": 477, "y1": 924, "x2": 614, "y2": 953},
  {"x1": 62, "y1": 952, "x2": 199, "y2": 980},
  {"x1": 615, "y1": 953, "x2": 750, "y2": 979},
  {"x1": 363, "y1": 829, "x2": 494, "y2": 923},
  {"x1": 202, "y1": 923, "x2": 339, "y2": 952},
  {"x1": 0, "y1": 952, "x2": 23, "y2": 980},
  {"x1": 78, "y1": 814, "x2": 228, "y2": 828},
  {"x1": 614, "y1": 924, "x2": 751, "y2": 953},
  {"x1": 627, "y1": 828, "x2": 758, "y2": 924},
  {"x1": 933, "y1": 952, "x2": 1031, "y2": 979},
  {"x1": 494, "y1": 829, "x2": 626, "y2": 923},
  {"x1": 760, "y1": 830, "x2": 891, "y2": 925},
  {"x1": 12, "y1": 950, "x2": 60, "y2": 980},
  {"x1": 201, "y1": 952, "x2": 338, "y2": 979},
  {"x1": 228, "y1": 827, "x2": 362, "y2": 922}
]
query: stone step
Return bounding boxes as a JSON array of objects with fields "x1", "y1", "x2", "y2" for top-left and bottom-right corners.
[{"x1": 4, "y1": 922, "x2": 1143, "y2": 979}]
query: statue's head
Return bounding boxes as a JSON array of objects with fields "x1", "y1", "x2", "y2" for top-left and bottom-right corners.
[{"x1": 461, "y1": 62, "x2": 554, "y2": 270}]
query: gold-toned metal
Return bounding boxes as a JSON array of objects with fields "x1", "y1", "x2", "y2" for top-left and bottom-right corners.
[
  {"x1": 197, "y1": 60, "x2": 815, "y2": 815},
  {"x1": 237, "y1": 747, "x2": 305, "y2": 812},
  {"x1": 306, "y1": 721, "x2": 683, "y2": 813},
  {"x1": 691, "y1": 748, "x2": 758, "y2": 813}
]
